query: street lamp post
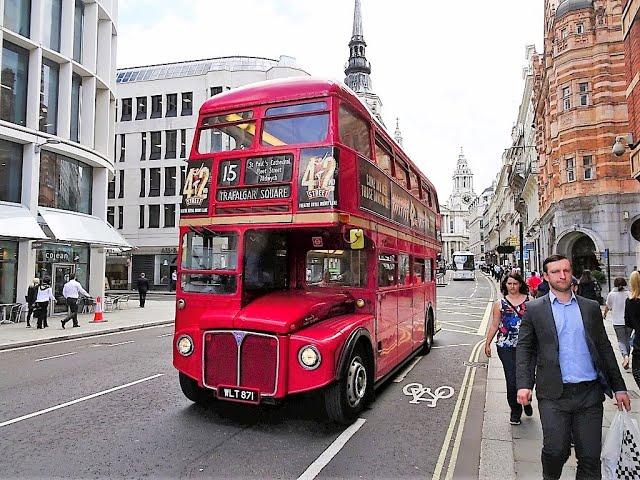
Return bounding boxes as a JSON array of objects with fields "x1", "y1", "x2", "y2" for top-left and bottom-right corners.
[{"x1": 496, "y1": 214, "x2": 501, "y2": 266}]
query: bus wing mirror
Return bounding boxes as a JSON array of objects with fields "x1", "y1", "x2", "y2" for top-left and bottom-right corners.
[{"x1": 349, "y1": 229, "x2": 365, "y2": 250}]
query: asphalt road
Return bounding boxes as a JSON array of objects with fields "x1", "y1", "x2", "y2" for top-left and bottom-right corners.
[{"x1": 0, "y1": 273, "x2": 495, "y2": 479}]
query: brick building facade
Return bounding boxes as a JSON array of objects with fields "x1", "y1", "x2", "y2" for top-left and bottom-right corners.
[
  {"x1": 534, "y1": 0, "x2": 640, "y2": 278},
  {"x1": 624, "y1": 0, "x2": 640, "y2": 178}
]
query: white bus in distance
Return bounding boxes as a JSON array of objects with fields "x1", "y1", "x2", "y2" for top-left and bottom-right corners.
[{"x1": 451, "y1": 250, "x2": 475, "y2": 281}]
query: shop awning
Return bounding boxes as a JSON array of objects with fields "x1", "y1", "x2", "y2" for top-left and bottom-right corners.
[
  {"x1": 0, "y1": 204, "x2": 48, "y2": 240},
  {"x1": 38, "y1": 207, "x2": 132, "y2": 248}
]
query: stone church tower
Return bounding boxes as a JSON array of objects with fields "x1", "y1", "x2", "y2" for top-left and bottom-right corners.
[
  {"x1": 344, "y1": 0, "x2": 384, "y2": 125},
  {"x1": 441, "y1": 149, "x2": 477, "y2": 262}
]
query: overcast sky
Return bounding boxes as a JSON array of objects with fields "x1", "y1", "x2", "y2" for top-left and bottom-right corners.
[{"x1": 117, "y1": 0, "x2": 543, "y2": 203}]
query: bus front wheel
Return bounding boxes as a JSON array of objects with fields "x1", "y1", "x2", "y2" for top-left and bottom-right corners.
[
  {"x1": 324, "y1": 346, "x2": 370, "y2": 424},
  {"x1": 179, "y1": 372, "x2": 212, "y2": 406},
  {"x1": 422, "y1": 314, "x2": 434, "y2": 355}
]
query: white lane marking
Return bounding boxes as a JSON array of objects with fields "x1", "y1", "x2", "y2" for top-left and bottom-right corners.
[
  {"x1": 108, "y1": 340, "x2": 135, "y2": 347},
  {"x1": 440, "y1": 322, "x2": 478, "y2": 332},
  {"x1": 441, "y1": 328, "x2": 483, "y2": 336},
  {"x1": 157, "y1": 333, "x2": 173, "y2": 338},
  {"x1": 0, "y1": 374, "x2": 164, "y2": 428},
  {"x1": 432, "y1": 340, "x2": 483, "y2": 480},
  {"x1": 469, "y1": 281, "x2": 478, "y2": 298},
  {"x1": 35, "y1": 352, "x2": 78, "y2": 362},
  {"x1": 0, "y1": 323, "x2": 172, "y2": 354},
  {"x1": 393, "y1": 355, "x2": 423, "y2": 383},
  {"x1": 476, "y1": 301, "x2": 493, "y2": 336},
  {"x1": 431, "y1": 343, "x2": 472, "y2": 349},
  {"x1": 297, "y1": 418, "x2": 366, "y2": 480}
]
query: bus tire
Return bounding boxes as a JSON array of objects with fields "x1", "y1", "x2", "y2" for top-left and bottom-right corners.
[
  {"x1": 324, "y1": 346, "x2": 370, "y2": 424},
  {"x1": 422, "y1": 313, "x2": 434, "y2": 355},
  {"x1": 179, "y1": 372, "x2": 211, "y2": 405}
]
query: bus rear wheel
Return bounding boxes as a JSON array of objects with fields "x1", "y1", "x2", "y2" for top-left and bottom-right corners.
[
  {"x1": 324, "y1": 347, "x2": 370, "y2": 424},
  {"x1": 179, "y1": 372, "x2": 212, "y2": 406},
  {"x1": 422, "y1": 315, "x2": 434, "y2": 355}
]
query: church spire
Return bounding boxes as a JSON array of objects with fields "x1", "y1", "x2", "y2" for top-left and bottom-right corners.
[
  {"x1": 344, "y1": 0, "x2": 384, "y2": 124},
  {"x1": 394, "y1": 118, "x2": 403, "y2": 146}
]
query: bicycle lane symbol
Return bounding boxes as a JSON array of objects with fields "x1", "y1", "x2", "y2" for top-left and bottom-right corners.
[{"x1": 402, "y1": 383, "x2": 455, "y2": 406}]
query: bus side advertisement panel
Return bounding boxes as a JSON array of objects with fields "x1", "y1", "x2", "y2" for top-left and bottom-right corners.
[
  {"x1": 181, "y1": 159, "x2": 213, "y2": 216},
  {"x1": 297, "y1": 147, "x2": 339, "y2": 210}
]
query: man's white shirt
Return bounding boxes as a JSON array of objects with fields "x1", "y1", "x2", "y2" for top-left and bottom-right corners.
[{"x1": 63, "y1": 279, "x2": 89, "y2": 299}]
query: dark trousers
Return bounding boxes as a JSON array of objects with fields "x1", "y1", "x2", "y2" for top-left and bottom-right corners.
[
  {"x1": 632, "y1": 351, "x2": 640, "y2": 391},
  {"x1": 138, "y1": 291, "x2": 147, "y2": 307},
  {"x1": 35, "y1": 301, "x2": 49, "y2": 329},
  {"x1": 62, "y1": 298, "x2": 79, "y2": 327},
  {"x1": 538, "y1": 381, "x2": 604, "y2": 480},
  {"x1": 497, "y1": 346, "x2": 522, "y2": 418},
  {"x1": 26, "y1": 303, "x2": 35, "y2": 326}
]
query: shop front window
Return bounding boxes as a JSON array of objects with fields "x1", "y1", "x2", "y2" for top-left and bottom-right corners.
[
  {"x1": 34, "y1": 243, "x2": 89, "y2": 309},
  {"x1": 0, "y1": 240, "x2": 18, "y2": 303}
]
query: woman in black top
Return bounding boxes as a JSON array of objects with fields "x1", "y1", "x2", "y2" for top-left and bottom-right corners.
[
  {"x1": 577, "y1": 269, "x2": 600, "y2": 302},
  {"x1": 625, "y1": 271, "x2": 640, "y2": 389}
]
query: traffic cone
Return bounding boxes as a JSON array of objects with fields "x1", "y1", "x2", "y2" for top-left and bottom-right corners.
[{"x1": 90, "y1": 296, "x2": 107, "y2": 323}]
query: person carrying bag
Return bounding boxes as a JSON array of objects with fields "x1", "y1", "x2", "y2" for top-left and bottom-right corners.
[{"x1": 601, "y1": 410, "x2": 640, "y2": 479}]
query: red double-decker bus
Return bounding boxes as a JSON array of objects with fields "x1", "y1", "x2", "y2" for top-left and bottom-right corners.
[{"x1": 174, "y1": 77, "x2": 442, "y2": 423}]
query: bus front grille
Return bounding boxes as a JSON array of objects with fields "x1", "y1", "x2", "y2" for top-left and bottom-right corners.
[{"x1": 203, "y1": 331, "x2": 279, "y2": 396}]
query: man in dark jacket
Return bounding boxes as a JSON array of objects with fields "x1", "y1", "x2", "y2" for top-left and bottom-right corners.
[
  {"x1": 516, "y1": 254, "x2": 630, "y2": 479},
  {"x1": 137, "y1": 272, "x2": 149, "y2": 308},
  {"x1": 25, "y1": 278, "x2": 39, "y2": 328}
]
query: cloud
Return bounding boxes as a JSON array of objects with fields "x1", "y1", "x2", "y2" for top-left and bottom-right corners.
[{"x1": 117, "y1": 0, "x2": 542, "y2": 203}]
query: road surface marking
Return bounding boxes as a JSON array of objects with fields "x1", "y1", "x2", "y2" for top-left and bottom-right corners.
[
  {"x1": 444, "y1": 338, "x2": 484, "y2": 480},
  {"x1": 476, "y1": 301, "x2": 493, "y2": 335},
  {"x1": 440, "y1": 322, "x2": 477, "y2": 332},
  {"x1": 402, "y1": 383, "x2": 454, "y2": 406},
  {"x1": 0, "y1": 324, "x2": 172, "y2": 353},
  {"x1": 393, "y1": 355, "x2": 423, "y2": 383},
  {"x1": 108, "y1": 340, "x2": 135, "y2": 347},
  {"x1": 441, "y1": 328, "x2": 483, "y2": 336},
  {"x1": 432, "y1": 343, "x2": 472, "y2": 349},
  {"x1": 297, "y1": 418, "x2": 366, "y2": 480},
  {"x1": 0, "y1": 374, "x2": 164, "y2": 428},
  {"x1": 432, "y1": 340, "x2": 483, "y2": 480},
  {"x1": 35, "y1": 352, "x2": 78, "y2": 362},
  {"x1": 157, "y1": 333, "x2": 173, "y2": 338}
]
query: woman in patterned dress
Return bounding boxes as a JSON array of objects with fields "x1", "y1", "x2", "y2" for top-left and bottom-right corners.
[{"x1": 484, "y1": 272, "x2": 532, "y2": 425}]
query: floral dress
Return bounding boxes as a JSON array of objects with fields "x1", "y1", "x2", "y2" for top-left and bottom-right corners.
[{"x1": 496, "y1": 299, "x2": 527, "y2": 348}]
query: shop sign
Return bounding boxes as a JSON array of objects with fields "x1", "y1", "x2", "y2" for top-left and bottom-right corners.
[
  {"x1": 161, "y1": 247, "x2": 178, "y2": 254},
  {"x1": 181, "y1": 160, "x2": 212, "y2": 216},
  {"x1": 44, "y1": 250, "x2": 71, "y2": 262},
  {"x1": 297, "y1": 147, "x2": 338, "y2": 210}
]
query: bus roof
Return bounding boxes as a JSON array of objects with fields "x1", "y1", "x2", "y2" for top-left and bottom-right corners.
[{"x1": 198, "y1": 76, "x2": 439, "y2": 206}]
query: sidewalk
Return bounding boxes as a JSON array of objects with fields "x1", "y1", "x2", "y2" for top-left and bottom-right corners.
[
  {"x1": 479, "y1": 278, "x2": 640, "y2": 479},
  {"x1": 0, "y1": 299, "x2": 175, "y2": 350}
]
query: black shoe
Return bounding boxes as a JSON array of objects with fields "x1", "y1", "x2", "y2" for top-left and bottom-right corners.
[
  {"x1": 510, "y1": 414, "x2": 522, "y2": 425},
  {"x1": 61, "y1": 320, "x2": 65, "y2": 329},
  {"x1": 26, "y1": 324, "x2": 31, "y2": 328},
  {"x1": 524, "y1": 405, "x2": 533, "y2": 417},
  {"x1": 72, "y1": 325, "x2": 79, "y2": 328}
]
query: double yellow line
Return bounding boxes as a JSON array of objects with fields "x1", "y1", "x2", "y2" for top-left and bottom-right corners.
[{"x1": 432, "y1": 338, "x2": 485, "y2": 480}]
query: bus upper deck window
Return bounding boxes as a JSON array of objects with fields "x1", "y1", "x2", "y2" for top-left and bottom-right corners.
[
  {"x1": 198, "y1": 111, "x2": 255, "y2": 154},
  {"x1": 262, "y1": 113, "x2": 329, "y2": 147},
  {"x1": 339, "y1": 105, "x2": 371, "y2": 158},
  {"x1": 375, "y1": 142, "x2": 392, "y2": 175}
]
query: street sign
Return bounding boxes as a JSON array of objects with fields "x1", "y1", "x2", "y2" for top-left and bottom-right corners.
[{"x1": 497, "y1": 245, "x2": 515, "y2": 254}]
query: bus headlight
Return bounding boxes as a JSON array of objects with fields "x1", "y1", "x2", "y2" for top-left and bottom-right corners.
[
  {"x1": 176, "y1": 335, "x2": 194, "y2": 356},
  {"x1": 298, "y1": 345, "x2": 321, "y2": 370}
]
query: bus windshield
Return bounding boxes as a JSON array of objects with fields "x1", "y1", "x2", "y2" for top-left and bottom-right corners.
[
  {"x1": 452, "y1": 254, "x2": 474, "y2": 271},
  {"x1": 180, "y1": 230, "x2": 238, "y2": 294}
]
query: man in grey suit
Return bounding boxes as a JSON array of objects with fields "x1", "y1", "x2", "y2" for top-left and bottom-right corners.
[{"x1": 516, "y1": 254, "x2": 631, "y2": 480}]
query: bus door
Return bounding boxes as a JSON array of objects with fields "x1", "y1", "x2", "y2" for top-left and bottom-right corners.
[
  {"x1": 397, "y1": 254, "x2": 414, "y2": 360},
  {"x1": 376, "y1": 254, "x2": 398, "y2": 377},
  {"x1": 412, "y1": 257, "x2": 427, "y2": 349}
]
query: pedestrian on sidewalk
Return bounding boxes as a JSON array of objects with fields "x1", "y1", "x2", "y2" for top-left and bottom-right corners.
[
  {"x1": 625, "y1": 271, "x2": 640, "y2": 390},
  {"x1": 536, "y1": 278, "x2": 550, "y2": 298},
  {"x1": 604, "y1": 277, "x2": 631, "y2": 370},
  {"x1": 526, "y1": 271, "x2": 542, "y2": 297},
  {"x1": 35, "y1": 277, "x2": 55, "y2": 329},
  {"x1": 577, "y1": 269, "x2": 600, "y2": 303},
  {"x1": 24, "y1": 278, "x2": 39, "y2": 328},
  {"x1": 516, "y1": 254, "x2": 630, "y2": 480},
  {"x1": 61, "y1": 273, "x2": 89, "y2": 329},
  {"x1": 137, "y1": 272, "x2": 149, "y2": 308},
  {"x1": 484, "y1": 272, "x2": 533, "y2": 425}
]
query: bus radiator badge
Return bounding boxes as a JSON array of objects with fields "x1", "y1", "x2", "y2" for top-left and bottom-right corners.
[
  {"x1": 402, "y1": 383, "x2": 454, "y2": 406},
  {"x1": 232, "y1": 331, "x2": 246, "y2": 346}
]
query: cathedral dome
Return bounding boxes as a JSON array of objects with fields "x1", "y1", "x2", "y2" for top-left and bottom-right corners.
[{"x1": 555, "y1": 0, "x2": 593, "y2": 19}]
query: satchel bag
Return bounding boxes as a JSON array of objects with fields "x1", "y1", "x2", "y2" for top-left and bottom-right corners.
[{"x1": 602, "y1": 410, "x2": 640, "y2": 479}]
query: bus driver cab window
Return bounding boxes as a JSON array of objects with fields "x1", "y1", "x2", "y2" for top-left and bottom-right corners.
[{"x1": 243, "y1": 231, "x2": 288, "y2": 293}]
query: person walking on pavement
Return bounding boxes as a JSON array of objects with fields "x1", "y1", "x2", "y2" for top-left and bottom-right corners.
[
  {"x1": 604, "y1": 277, "x2": 631, "y2": 370},
  {"x1": 24, "y1": 278, "x2": 39, "y2": 328},
  {"x1": 516, "y1": 254, "x2": 630, "y2": 480},
  {"x1": 61, "y1": 273, "x2": 89, "y2": 329},
  {"x1": 526, "y1": 271, "x2": 542, "y2": 298},
  {"x1": 137, "y1": 272, "x2": 149, "y2": 308},
  {"x1": 625, "y1": 271, "x2": 640, "y2": 390},
  {"x1": 485, "y1": 272, "x2": 533, "y2": 425},
  {"x1": 35, "y1": 277, "x2": 55, "y2": 329},
  {"x1": 577, "y1": 269, "x2": 600, "y2": 303},
  {"x1": 170, "y1": 270, "x2": 177, "y2": 292}
]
